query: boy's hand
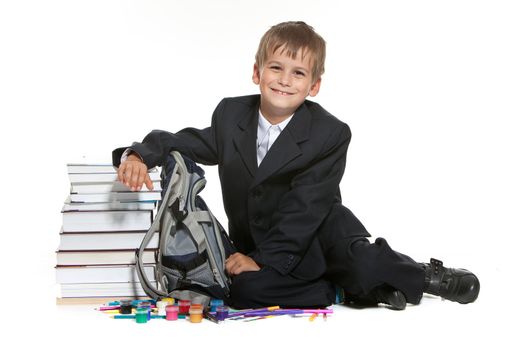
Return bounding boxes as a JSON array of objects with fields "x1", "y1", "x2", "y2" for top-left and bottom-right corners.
[
  {"x1": 225, "y1": 253, "x2": 261, "y2": 276},
  {"x1": 117, "y1": 153, "x2": 154, "y2": 192}
]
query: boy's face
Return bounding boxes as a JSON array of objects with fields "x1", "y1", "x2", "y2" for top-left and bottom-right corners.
[{"x1": 253, "y1": 46, "x2": 321, "y2": 122}]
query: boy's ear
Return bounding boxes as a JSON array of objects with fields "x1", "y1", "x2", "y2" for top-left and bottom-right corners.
[
  {"x1": 252, "y1": 64, "x2": 261, "y2": 85},
  {"x1": 308, "y1": 77, "x2": 322, "y2": 97}
]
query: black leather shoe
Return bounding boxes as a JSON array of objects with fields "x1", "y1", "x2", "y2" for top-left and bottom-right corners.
[
  {"x1": 345, "y1": 286, "x2": 407, "y2": 310},
  {"x1": 373, "y1": 286, "x2": 407, "y2": 311},
  {"x1": 422, "y1": 258, "x2": 480, "y2": 304}
]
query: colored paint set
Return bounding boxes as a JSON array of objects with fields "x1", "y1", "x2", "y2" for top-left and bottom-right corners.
[
  {"x1": 98, "y1": 297, "x2": 230, "y2": 324},
  {"x1": 98, "y1": 298, "x2": 333, "y2": 324}
]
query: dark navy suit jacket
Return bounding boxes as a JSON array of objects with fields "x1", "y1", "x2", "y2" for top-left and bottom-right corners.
[{"x1": 113, "y1": 95, "x2": 358, "y2": 281}]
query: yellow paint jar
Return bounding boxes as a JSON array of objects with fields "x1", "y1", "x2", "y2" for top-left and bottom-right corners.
[{"x1": 189, "y1": 307, "x2": 203, "y2": 323}]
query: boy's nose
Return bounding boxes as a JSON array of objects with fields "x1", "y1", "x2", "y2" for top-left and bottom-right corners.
[{"x1": 278, "y1": 73, "x2": 292, "y2": 86}]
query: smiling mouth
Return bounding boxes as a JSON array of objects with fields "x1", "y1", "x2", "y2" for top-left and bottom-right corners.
[{"x1": 271, "y1": 88, "x2": 294, "y2": 96}]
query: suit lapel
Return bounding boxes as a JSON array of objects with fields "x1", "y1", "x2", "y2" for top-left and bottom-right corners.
[
  {"x1": 252, "y1": 103, "x2": 312, "y2": 188},
  {"x1": 233, "y1": 104, "x2": 259, "y2": 177}
]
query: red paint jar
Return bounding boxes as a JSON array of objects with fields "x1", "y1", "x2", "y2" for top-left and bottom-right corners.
[{"x1": 178, "y1": 300, "x2": 191, "y2": 314}]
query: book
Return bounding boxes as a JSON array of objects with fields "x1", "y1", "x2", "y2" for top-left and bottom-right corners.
[
  {"x1": 57, "y1": 231, "x2": 159, "y2": 250},
  {"x1": 68, "y1": 171, "x2": 161, "y2": 183},
  {"x1": 62, "y1": 210, "x2": 153, "y2": 232},
  {"x1": 62, "y1": 199, "x2": 156, "y2": 212},
  {"x1": 56, "y1": 249, "x2": 157, "y2": 266},
  {"x1": 69, "y1": 192, "x2": 161, "y2": 203},
  {"x1": 70, "y1": 181, "x2": 161, "y2": 194},
  {"x1": 59, "y1": 282, "x2": 155, "y2": 298},
  {"x1": 67, "y1": 163, "x2": 160, "y2": 175},
  {"x1": 56, "y1": 296, "x2": 150, "y2": 305},
  {"x1": 55, "y1": 264, "x2": 156, "y2": 284},
  {"x1": 67, "y1": 164, "x2": 120, "y2": 174},
  {"x1": 56, "y1": 162, "x2": 162, "y2": 303}
]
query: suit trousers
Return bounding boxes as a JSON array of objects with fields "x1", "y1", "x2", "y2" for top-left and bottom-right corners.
[{"x1": 230, "y1": 205, "x2": 426, "y2": 308}]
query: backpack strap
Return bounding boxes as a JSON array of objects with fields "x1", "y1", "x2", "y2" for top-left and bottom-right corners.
[
  {"x1": 170, "y1": 154, "x2": 210, "y2": 254},
  {"x1": 182, "y1": 211, "x2": 210, "y2": 252},
  {"x1": 135, "y1": 157, "x2": 183, "y2": 299}
]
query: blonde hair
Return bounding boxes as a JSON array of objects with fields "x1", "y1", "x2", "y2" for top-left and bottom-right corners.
[{"x1": 255, "y1": 21, "x2": 326, "y2": 82}]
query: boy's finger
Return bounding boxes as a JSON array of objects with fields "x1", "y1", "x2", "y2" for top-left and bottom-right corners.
[
  {"x1": 130, "y1": 167, "x2": 142, "y2": 191},
  {"x1": 144, "y1": 174, "x2": 154, "y2": 191},
  {"x1": 117, "y1": 163, "x2": 126, "y2": 183},
  {"x1": 225, "y1": 258, "x2": 236, "y2": 273},
  {"x1": 232, "y1": 266, "x2": 244, "y2": 276},
  {"x1": 124, "y1": 166, "x2": 133, "y2": 187},
  {"x1": 136, "y1": 171, "x2": 146, "y2": 192}
]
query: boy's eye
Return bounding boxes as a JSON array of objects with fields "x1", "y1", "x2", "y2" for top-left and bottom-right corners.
[
  {"x1": 270, "y1": 65, "x2": 281, "y2": 71},
  {"x1": 295, "y1": 71, "x2": 306, "y2": 77}
]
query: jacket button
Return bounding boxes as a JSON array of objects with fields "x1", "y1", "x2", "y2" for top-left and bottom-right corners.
[
  {"x1": 253, "y1": 216, "x2": 263, "y2": 225},
  {"x1": 252, "y1": 187, "x2": 263, "y2": 198}
]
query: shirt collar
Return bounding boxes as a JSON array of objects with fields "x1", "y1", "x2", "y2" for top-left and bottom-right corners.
[{"x1": 257, "y1": 110, "x2": 294, "y2": 134}]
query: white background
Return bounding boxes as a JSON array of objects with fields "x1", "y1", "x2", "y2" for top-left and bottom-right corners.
[{"x1": 1, "y1": 0, "x2": 515, "y2": 348}]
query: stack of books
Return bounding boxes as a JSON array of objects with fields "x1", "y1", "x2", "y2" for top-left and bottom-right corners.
[{"x1": 56, "y1": 163, "x2": 162, "y2": 304}]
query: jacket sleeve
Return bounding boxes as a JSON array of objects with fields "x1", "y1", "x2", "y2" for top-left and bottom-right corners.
[
  {"x1": 250, "y1": 123, "x2": 351, "y2": 275},
  {"x1": 112, "y1": 100, "x2": 226, "y2": 168}
]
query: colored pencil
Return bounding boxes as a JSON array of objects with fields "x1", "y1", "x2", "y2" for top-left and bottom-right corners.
[
  {"x1": 241, "y1": 308, "x2": 332, "y2": 318},
  {"x1": 111, "y1": 315, "x2": 166, "y2": 319},
  {"x1": 227, "y1": 306, "x2": 280, "y2": 318}
]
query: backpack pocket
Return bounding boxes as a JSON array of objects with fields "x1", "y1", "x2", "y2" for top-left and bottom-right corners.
[{"x1": 160, "y1": 256, "x2": 217, "y2": 293}]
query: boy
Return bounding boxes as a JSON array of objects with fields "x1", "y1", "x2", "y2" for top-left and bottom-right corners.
[{"x1": 113, "y1": 21, "x2": 479, "y2": 310}]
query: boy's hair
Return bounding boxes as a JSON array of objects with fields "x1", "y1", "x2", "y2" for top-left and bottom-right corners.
[{"x1": 255, "y1": 21, "x2": 326, "y2": 82}]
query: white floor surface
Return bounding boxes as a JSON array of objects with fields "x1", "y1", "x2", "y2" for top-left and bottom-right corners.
[{"x1": 7, "y1": 263, "x2": 513, "y2": 350}]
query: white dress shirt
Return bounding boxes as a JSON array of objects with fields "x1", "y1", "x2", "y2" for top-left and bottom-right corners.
[{"x1": 256, "y1": 110, "x2": 293, "y2": 166}]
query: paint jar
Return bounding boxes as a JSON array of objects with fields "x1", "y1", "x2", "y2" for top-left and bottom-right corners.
[
  {"x1": 139, "y1": 301, "x2": 152, "y2": 320},
  {"x1": 178, "y1": 300, "x2": 191, "y2": 314},
  {"x1": 190, "y1": 303, "x2": 203, "y2": 311},
  {"x1": 162, "y1": 297, "x2": 175, "y2": 305},
  {"x1": 189, "y1": 307, "x2": 203, "y2": 323},
  {"x1": 156, "y1": 301, "x2": 168, "y2": 316},
  {"x1": 190, "y1": 304, "x2": 203, "y2": 311},
  {"x1": 210, "y1": 299, "x2": 224, "y2": 312},
  {"x1": 119, "y1": 299, "x2": 132, "y2": 314},
  {"x1": 216, "y1": 306, "x2": 229, "y2": 321},
  {"x1": 135, "y1": 308, "x2": 148, "y2": 324},
  {"x1": 165, "y1": 305, "x2": 179, "y2": 321}
]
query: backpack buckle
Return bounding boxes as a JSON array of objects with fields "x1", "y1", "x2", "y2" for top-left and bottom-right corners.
[{"x1": 171, "y1": 198, "x2": 188, "y2": 221}]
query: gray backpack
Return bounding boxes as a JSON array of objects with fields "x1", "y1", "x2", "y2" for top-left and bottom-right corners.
[{"x1": 135, "y1": 151, "x2": 234, "y2": 304}]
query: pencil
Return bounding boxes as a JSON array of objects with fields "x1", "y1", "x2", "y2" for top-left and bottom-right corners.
[
  {"x1": 111, "y1": 315, "x2": 166, "y2": 319},
  {"x1": 227, "y1": 306, "x2": 280, "y2": 319}
]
